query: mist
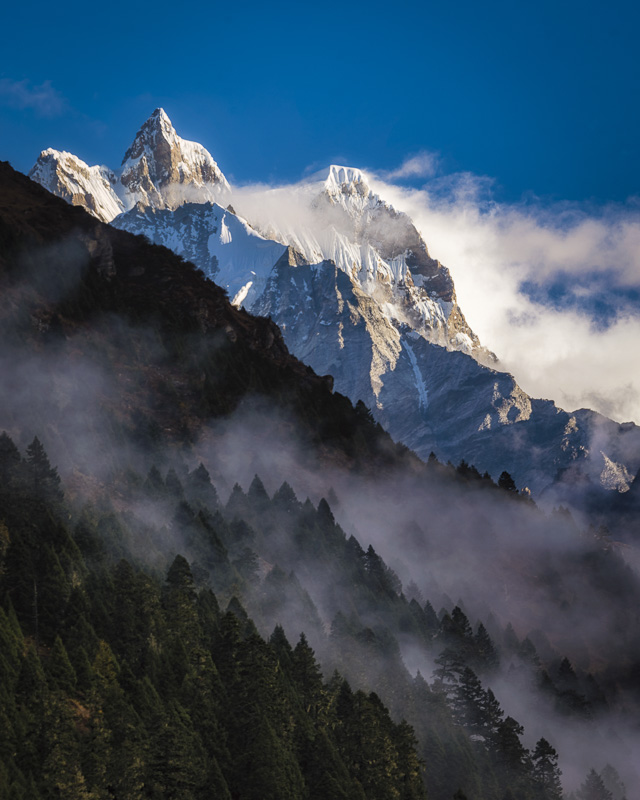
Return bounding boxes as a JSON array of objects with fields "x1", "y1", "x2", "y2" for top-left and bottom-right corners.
[
  {"x1": 3, "y1": 301, "x2": 639, "y2": 796},
  {"x1": 2, "y1": 181, "x2": 640, "y2": 799},
  {"x1": 184, "y1": 402, "x2": 640, "y2": 796}
]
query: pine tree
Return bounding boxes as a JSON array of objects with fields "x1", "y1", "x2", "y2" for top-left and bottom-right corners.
[
  {"x1": 186, "y1": 462, "x2": 219, "y2": 509},
  {"x1": 272, "y1": 481, "x2": 299, "y2": 514},
  {"x1": 317, "y1": 496, "x2": 336, "y2": 528},
  {"x1": 451, "y1": 666, "x2": 486, "y2": 735},
  {"x1": 269, "y1": 624, "x2": 294, "y2": 671},
  {"x1": 0, "y1": 431, "x2": 20, "y2": 485},
  {"x1": 232, "y1": 546, "x2": 259, "y2": 583},
  {"x1": 292, "y1": 633, "x2": 324, "y2": 718},
  {"x1": 162, "y1": 554, "x2": 199, "y2": 648},
  {"x1": 25, "y1": 436, "x2": 63, "y2": 502},
  {"x1": 298, "y1": 727, "x2": 355, "y2": 800},
  {"x1": 41, "y1": 694, "x2": 92, "y2": 800},
  {"x1": 147, "y1": 701, "x2": 208, "y2": 800},
  {"x1": 405, "y1": 580, "x2": 424, "y2": 606},
  {"x1": 164, "y1": 467, "x2": 185, "y2": 499},
  {"x1": 600, "y1": 765, "x2": 627, "y2": 800},
  {"x1": 143, "y1": 465, "x2": 164, "y2": 495},
  {"x1": 577, "y1": 770, "x2": 613, "y2": 800},
  {"x1": 394, "y1": 719, "x2": 428, "y2": 800},
  {"x1": 492, "y1": 715, "x2": 531, "y2": 790},
  {"x1": 45, "y1": 635, "x2": 77, "y2": 695},
  {"x1": 474, "y1": 622, "x2": 499, "y2": 672},
  {"x1": 498, "y1": 471, "x2": 517, "y2": 493},
  {"x1": 364, "y1": 545, "x2": 400, "y2": 598},
  {"x1": 531, "y1": 738, "x2": 562, "y2": 799},
  {"x1": 248, "y1": 474, "x2": 270, "y2": 504},
  {"x1": 232, "y1": 714, "x2": 305, "y2": 800}
]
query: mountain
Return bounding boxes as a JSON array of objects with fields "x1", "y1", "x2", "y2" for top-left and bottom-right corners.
[
  {"x1": 30, "y1": 108, "x2": 230, "y2": 221},
  {"x1": 1, "y1": 159, "x2": 416, "y2": 483},
  {"x1": 2, "y1": 159, "x2": 640, "y2": 798},
  {"x1": 29, "y1": 110, "x2": 640, "y2": 496}
]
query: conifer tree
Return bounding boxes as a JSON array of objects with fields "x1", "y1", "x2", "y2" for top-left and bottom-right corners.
[
  {"x1": 298, "y1": 727, "x2": 356, "y2": 800},
  {"x1": 25, "y1": 436, "x2": 63, "y2": 502},
  {"x1": 474, "y1": 622, "x2": 499, "y2": 672},
  {"x1": 223, "y1": 482, "x2": 248, "y2": 524},
  {"x1": 162, "y1": 555, "x2": 199, "y2": 647},
  {"x1": 232, "y1": 546, "x2": 259, "y2": 583},
  {"x1": 0, "y1": 431, "x2": 20, "y2": 485},
  {"x1": 498, "y1": 471, "x2": 517, "y2": 492},
  {"x1": 186, "y1": 462, "x2": 219, "y2": 509},
  {"x1": 451, "y1": 666, "x2": 486, "y2": 735},
  {"x1": 45, "y1": 635, "x2": 77, "y2": 695},
  {"x1": 531, "y1": 737, "x2": 562, "y2": 799},
  {"x1": 577, "y1": 770, "x2": 614, "y2": 800},
  {"x1": 317, "y1": 496, "x2": 336, "y2": 527},
  {"x1": 164, "y1": 467, "x2": 184, "y2": 499},
  {"x1": 600, "y1": 765, "x2": 627, "y2": 800},
  {"x1": 269, "y1": 624, "x2": 294, "y2": 671},
  {"x1": 143, "y1": 465, "x2": 164, "y2": 495},
  {"x1": 272, "y1": 481, "x2": 299, "y2": 514},
  {"x1": 405, "y1": 580, "x2": 424, "y2": 606},
  {"x1": 248, "y1": 473, "x2": 270, "y2": 504},
  {"x1": 292, "y1": 633, "x2": 324, "y2": 718}
]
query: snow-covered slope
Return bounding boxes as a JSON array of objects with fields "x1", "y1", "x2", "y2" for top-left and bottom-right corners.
[
  {"x1": 29, "y1": 149, "x2": 124, "y2": 222},
  {"x1": 113, "y1": 202, "x2": 286, "y2": 307},
  {"x1": 29, "y1": 109, "x2": 230, "y2": 222},
  {"x1": 29, "y1": 112, "x2": 640, "y2": 495}
]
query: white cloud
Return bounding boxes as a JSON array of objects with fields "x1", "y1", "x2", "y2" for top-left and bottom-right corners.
[
  {"x1": 381, "y1": 151, "x2": 440, "y2": 181},
  {"x1": 232, "y1": 163, "x2": 640, "y2": 424},
  {"x1": 365, "y1": 173, "x2": 640, "y2": 423},
  {"x1": 0, "y1": 78, "x2": 66, "y2": 117}
]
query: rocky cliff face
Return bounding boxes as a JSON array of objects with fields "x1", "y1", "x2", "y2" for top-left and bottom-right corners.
[{"x1": 28, "y1": 113, "x2": 640, "y2": 495}]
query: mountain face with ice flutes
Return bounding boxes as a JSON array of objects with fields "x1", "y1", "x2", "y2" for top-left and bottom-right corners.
[{"x1": 29, "y1": 110, "x2": 640, "y2": 494}]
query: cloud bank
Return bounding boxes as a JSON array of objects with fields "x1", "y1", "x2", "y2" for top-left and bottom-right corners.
[
  {"x1": 231, "y1": 157, "x2": 640, "y2": 426},
  {"x1": 365, "y1": 171, "x2": 640, "y2": 424}
]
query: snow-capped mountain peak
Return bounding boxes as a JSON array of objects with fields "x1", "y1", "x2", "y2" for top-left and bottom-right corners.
[
  {"x1": 121, "y1": 107, "x2": 174, "y2": 163},
  {"x1": 29, "y1": 109, "x2": 230, "y2": 223},
  {"x1": 119, "y1": 108, "x2": 230, "y2": 211},
  {"x1": 323, "y1": 164, "x2": 370, "y2": 193},
  {"x1": 29, "y1": 148, "x2": 124, "y2": 222}
]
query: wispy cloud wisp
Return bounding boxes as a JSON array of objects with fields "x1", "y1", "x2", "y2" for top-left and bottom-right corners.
[{"x1": 0, "y1": 78, "x2": 66, "y2": 117}]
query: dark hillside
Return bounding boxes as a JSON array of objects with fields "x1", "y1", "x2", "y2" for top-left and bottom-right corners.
[{"x1": 0, "y1": 161, "x2": 418, "y2": 476}]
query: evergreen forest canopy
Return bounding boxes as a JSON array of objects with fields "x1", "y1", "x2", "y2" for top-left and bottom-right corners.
[{"x1": 0, "y1": 161, "x2": 638, "y2": 799}]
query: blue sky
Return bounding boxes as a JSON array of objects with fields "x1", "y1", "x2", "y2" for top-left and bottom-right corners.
[
  {"x1": 1, "y1": 0, "x2": 638, "y2": 204},
  {"x1": 3, "y1": 0, "x2": 640, "y2": 422}
]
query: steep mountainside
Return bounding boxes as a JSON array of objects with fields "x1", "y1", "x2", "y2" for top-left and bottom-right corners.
[
  {"x1": 0, "y1": 160, "x2": 413, "y2": 481},
  {"x1": 28, "y1": 111, "x2": 640, "y2": 495}
]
